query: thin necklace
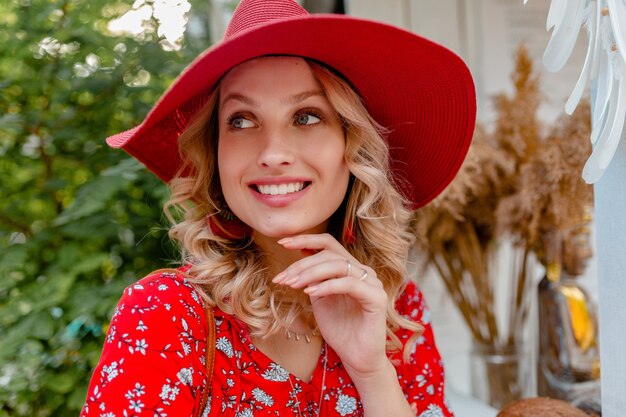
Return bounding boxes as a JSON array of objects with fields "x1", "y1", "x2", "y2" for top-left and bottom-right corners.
[
  {"x1": 274, "y1": 339, "x2": 327, "y2": 416},
  {"x1": 285, "y1": 328, "x2": 320, "y2": 343}
]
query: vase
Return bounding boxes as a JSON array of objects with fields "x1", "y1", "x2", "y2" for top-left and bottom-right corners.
[
  {"x1": 536, "y1": 272, "x2": 601, "y2": 405},
  {"x1": 470, "y1": 342, "x2": 532, "y2": 409}
]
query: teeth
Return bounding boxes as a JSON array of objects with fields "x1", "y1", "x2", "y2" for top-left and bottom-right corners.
[{"x1": 257, "y1": 182, "x2": 305, "y2": 195}]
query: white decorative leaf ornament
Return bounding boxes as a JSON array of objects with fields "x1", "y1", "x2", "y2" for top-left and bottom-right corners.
[{"x1": 529, "y1": 0, "x2": 626, "y2": 183}]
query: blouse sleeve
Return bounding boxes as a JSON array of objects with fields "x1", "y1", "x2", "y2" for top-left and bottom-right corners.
[
  {"x1": 80, "y1": 271, "x2": 209, "y2": 417},
  {"x1": 392, "y1": 281, "x2": 454, "y2": 417}
]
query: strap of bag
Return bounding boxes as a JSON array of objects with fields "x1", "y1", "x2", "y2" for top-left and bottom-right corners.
[{"x1": 197, "y1": 307, "x2": 216, "y2": 417}]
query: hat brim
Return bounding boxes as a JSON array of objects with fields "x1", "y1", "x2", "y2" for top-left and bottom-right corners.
[{"x1": 107, "y1": 14, "x2": 476, "y2": 209}]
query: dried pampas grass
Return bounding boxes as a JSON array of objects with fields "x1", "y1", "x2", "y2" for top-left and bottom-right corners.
[{"x1": 413, "y1": 44, "x2": 593, "y2": 349}]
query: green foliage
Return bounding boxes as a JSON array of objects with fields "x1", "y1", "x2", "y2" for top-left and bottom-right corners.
[{"x1": 0, "y1": 0, "x2": 211, "y2": 414}]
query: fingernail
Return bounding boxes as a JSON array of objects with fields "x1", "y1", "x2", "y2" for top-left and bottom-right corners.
[
  {"x1": 278, "y1": 237, "x2": 293, "y2": 245},
  {"x1": 272, "y1": 272, "x2": 287, "y2": 283},
  {"x1": 304, "y1": 285, "x2": 318, "y2": 295}
]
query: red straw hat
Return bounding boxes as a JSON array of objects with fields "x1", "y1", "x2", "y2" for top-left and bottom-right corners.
[{"x1": 106, "y1": 0, "x2": 476, "y2": 209}]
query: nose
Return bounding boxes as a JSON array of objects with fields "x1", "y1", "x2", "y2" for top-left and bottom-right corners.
[{"x1": 256, "y1": 130, "x2": 296, "y2": 168}]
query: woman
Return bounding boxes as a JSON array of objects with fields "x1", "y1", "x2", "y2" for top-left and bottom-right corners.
[{"x1": 81, "y1": 1, "x2": 476, "y2": 416}]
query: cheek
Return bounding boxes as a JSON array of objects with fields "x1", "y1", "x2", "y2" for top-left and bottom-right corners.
[
  {"x1": 217, "y1": 137, "x2": 242, "y2": 176},
  {"x1": 217, "y1": 140, "x2": 243, "y2": 199}
]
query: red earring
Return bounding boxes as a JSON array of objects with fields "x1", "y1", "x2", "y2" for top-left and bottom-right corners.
[
  {"x1": 343, "y1": 216, "x2": 357, "y2": 245},
  {"x1": 205, "y1": 208, "x2": 251, "y2": 240}
]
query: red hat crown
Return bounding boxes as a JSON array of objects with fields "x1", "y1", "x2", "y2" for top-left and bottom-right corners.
[{"x1": 224, "y1": 0, "x2": 309, "y2": 40}]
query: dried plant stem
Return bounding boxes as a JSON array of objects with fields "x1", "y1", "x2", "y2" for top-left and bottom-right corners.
[
  {"x1": 431, "y1": 248, "x2": 483, "y2": 341},
  {"x1": 507, "y1": 247, "x2": 529, "y2": 347},
  {"x1": 458, "y1": 222, "x2": 499, "y2": 344}
]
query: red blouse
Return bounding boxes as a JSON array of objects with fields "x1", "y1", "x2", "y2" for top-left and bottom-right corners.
[{"x1": 81, "y1": 270, "x2": 453, "y2": 417}]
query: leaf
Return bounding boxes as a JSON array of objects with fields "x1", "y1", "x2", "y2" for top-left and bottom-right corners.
[
  {"x1": 0, "y1": 113, "x2": 23, "y2": 132},
  {"x1": 43, "y1": 371, "x2": 78, "y2": 394},
  {"x1": 52, "y1": 174, "x2": 130, "y2": 226}
]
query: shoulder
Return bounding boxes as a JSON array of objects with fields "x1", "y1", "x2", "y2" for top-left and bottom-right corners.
[
  {"x1": 107, "y1": 267, "x2": 208, "y2": 351},
  {"x1": 115, "y1": 267, "x2": 205, "y2": 318},
  {"x1": 81, "y1": 268, "x2": 210, "y2": 416}
]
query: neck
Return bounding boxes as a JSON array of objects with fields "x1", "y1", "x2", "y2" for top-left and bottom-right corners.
[{"x1": 252, "y1": 233, "x2": 307, "y2": 277}]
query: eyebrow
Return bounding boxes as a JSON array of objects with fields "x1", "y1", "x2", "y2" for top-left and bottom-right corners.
[
  {"x1": 284, "y1": 90, "x2": 325, "y2": 104},
  {"x1": 220, "y1": 90, "x2": 325, "y2": 107},
  {"x1": 221, "y1": 93, "x2": 257, "y2": 107}
]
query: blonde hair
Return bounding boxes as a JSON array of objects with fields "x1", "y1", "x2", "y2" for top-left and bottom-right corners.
[{"x1": 164, "y1": 58, "x2": 421, "y2": 359}]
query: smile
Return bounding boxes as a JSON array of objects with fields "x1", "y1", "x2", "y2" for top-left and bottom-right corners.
[{"x1": 255, "y1": 182, "x2": 309, "y2": 195}]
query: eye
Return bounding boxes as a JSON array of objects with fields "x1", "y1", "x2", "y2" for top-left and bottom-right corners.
[
  {"x1": 227, "y1": 115, "x2": 255, "y2": 129},
  {"x1": 295, "y1": 111, "x2": 322, "y2": 126}
]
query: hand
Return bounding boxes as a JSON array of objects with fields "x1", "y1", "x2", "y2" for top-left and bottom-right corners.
[{"x1": 272, "y1": 233, "x2": 389, "y2": 377}]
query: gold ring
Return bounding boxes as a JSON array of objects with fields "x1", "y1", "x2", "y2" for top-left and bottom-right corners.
[
  {"x1": 346, "y1": 260, "x2": 352, "y2": 277},
  {"x1": 358, "y1": 269, "x2": 368, "y2": 281}
]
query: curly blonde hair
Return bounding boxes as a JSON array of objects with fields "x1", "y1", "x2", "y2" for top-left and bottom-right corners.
[{"x1": 164, "y1": 57, "x2": 421, "y2": 357}]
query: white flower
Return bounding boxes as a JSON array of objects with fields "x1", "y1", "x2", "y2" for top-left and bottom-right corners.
[
  {"x1": 236, "y1": 408, "x2": 253, "y2": 417},
  {"x1": 102, "y1": 362, "x2": 120, "y2": 382},
  {"x1": 164, "y1": 303, "x2": 171, "y2": 311},
  {"x1": 216, "y1": 336, "x2": 234, "y2": 358},
  {"x1": 133, "y1": 383, "x2": 145, "y2": 396},
  {"x1": 100, "y1": 413, "x2": 115, "y2": 417},
  {"x1": 136, "y1": 320, "x2": 147, "y2": 331},
  {"x1": 201, "y1": 398, "x2": 211, "y2": 417},
  {"x1": 181, "y1": 341, "x2": 191, "y2": 355},
  {"x1": 135, "y1": 339, "x2": 148, "y2": 355},
  {"x1": 158, "y1": 284, "x2": 168, "y2": 291},
  {"x1": 160, "y1": 383, "x2": 180, "y2": 401},
  {"x1": 261, "y1": 363, "x2": 289, "y2": 382},
  {"x1": 177, "y1": 367, "x2": 193, "y2": 385},
  {"x1": 226, "y1": 378, "x2": 235, "y2": 387},
  {"x1": 191, "y1": 291, "x2": 201, "y2": 304},
  {"x1": 251, "y1": 387, "x2": 274, "y2": 407},
  {"x1": 106, "y1": 327, "x2": 116, "y2": 343},
  {"x1": 128, "y1": 399, "x2": 144, "y2": 412},
  {"x1": 418, "y1": 404, "x2": 445, "y2": 417},
  {"x1": 335, "y1": 394, "x2": 357, "y2": 416}
]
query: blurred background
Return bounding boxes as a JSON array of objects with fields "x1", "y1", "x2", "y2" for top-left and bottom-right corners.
[
  {"x1": 0, "y1": 1, "x2": 598, "y2": 416},
  {"x1": 0, "y1": 0, "x2": 219, "y2": 414}
]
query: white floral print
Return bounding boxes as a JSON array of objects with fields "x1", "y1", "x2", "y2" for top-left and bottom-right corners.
[
  {"x1": 128, "y1": 398, "x2": 144, "y2": 412},
  {"x1": 216, "y1": 336, "x2": 234, "y2": 358},
  {"x1": 159, "y1": 383, "x2": 180, "y2": 401},
  {"x1": 335, "y1": 394, "x2": 357, "y2": 416},
  {"x1": 134, "y1": 338, "x2": 148, "y2": 355},
  {"x1": 236, "y1": 407, "x2": 253, "y2": 417},
  {"x1": 177, "y1": 367, "x2": 193, "y2": 385},
  {"x1": 261, "y1": 362, "x2": 290, "y2": 382},
  {"x1": 81, "y1": 271, "x2": 453, "y2": 417},
  {"x1": 418, "y1": 404, "x2": 445, "y2": 417},
  {"x1": 251, "y1": 387, "x2": 274, "y2": 406},
  {"x1": 102, "y1": 361, "x2": 122, "y2": 382}
]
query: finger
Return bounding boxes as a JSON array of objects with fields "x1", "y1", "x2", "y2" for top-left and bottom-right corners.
[
  {"x1": 278, "y1": 233, "x2": 349, "y2": 256},
  {"x1": 304, "y1": 277, "x2": 387, "y2": 312},
  {"x1": 273, "y1": 251, "x2": 345, "y2": 284},
  {"x1": 282, "y1": 257, "x2": 354, "y2": 289}
]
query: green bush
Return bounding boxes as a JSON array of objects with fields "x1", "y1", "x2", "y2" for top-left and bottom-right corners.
[{"x1": 0, "y1": 1, "x2": 211, "y2": 414}]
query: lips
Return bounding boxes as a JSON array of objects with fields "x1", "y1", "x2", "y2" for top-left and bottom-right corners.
[{"x1": 247, "y1": 178, "x2": 312, "y2": 207}]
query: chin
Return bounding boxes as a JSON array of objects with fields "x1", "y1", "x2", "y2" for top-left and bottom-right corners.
[{"x1": 253, "y1": 222, "x2": 325, "y2": 239}]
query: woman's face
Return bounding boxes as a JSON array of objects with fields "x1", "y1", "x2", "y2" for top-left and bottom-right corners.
[{"x1": 217, "y1": 56, "x2": 350, "y2": 240}]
